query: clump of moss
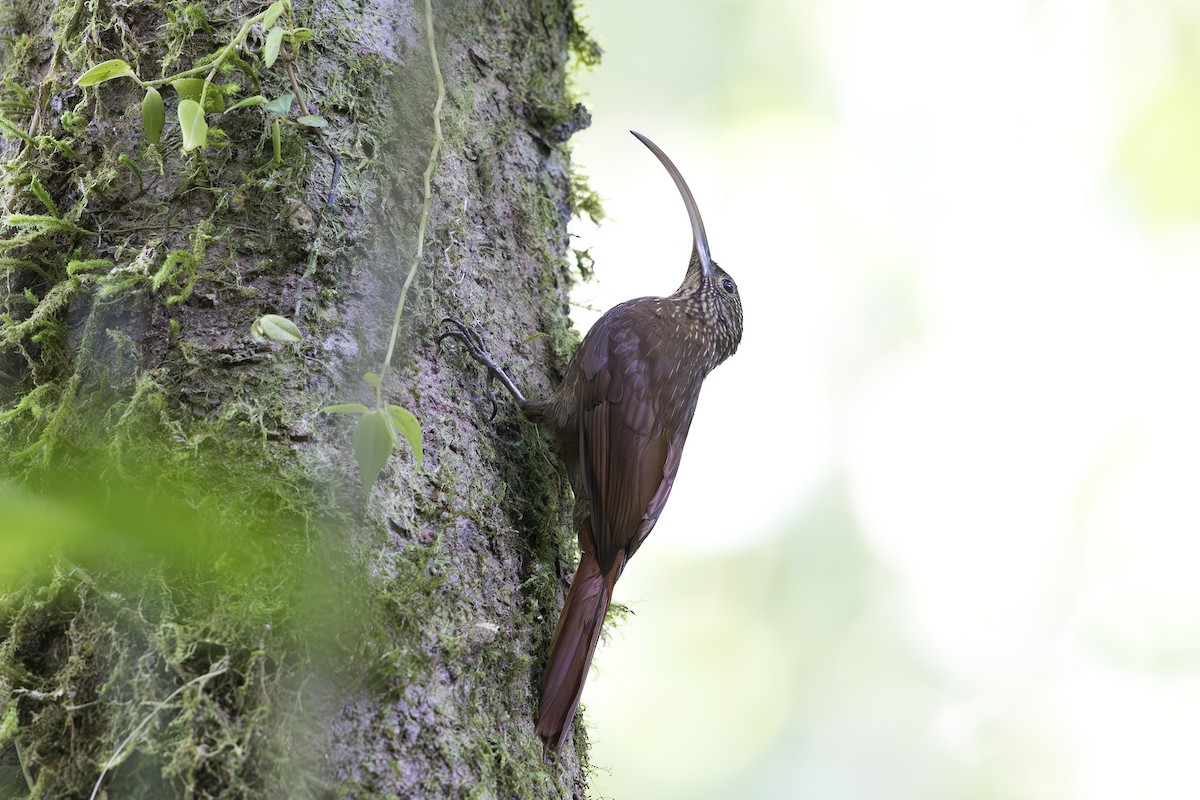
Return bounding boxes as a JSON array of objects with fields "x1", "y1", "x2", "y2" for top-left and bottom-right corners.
[
  {"x1": 568, "y1": 13, "x2": 603, "y2": 70},
  {"x1": 0, "y1": 372, "x2": 386, "y2": 795}
]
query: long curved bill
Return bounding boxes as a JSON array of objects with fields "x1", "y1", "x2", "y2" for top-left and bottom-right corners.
[{"x1": 630, "y1": 131, "x2": 714, "y2": 278}]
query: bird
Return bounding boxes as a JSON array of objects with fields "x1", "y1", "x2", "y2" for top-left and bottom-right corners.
[{"x1": 439, "y1": 131, "x2": 743, "y2": 755}]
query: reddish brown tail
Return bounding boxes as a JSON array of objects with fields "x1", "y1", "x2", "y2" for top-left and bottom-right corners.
[{"x1": 535, "y1": 545, "x2": 618, "y2": 754}]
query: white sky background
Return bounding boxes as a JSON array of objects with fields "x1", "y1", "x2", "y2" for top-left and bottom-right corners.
[{"x1": 564, "y1": 0, "x2": 1200, "y2": 797}]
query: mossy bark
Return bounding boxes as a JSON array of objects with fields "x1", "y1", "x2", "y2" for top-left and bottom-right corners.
[{"x1": 0, "y1": 0, "x2": 596, "y2": 797}]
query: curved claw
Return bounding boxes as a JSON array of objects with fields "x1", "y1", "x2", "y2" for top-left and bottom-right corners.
[
  {"x1": 437, "y1": 317, "x2": 486, "y2": 356},
  {"x1": 438, "y1": 317, "x2": 494, "y2": 367},
  {"x1": 485, "y1": 378, "x2": 499, "y2": 421}
]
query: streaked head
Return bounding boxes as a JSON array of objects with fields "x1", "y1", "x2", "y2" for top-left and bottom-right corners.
[{"x1": 632, "y1": 131, "x2": 743, "y2": 360}]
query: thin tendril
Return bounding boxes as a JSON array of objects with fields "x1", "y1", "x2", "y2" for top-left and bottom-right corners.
[{"x1": 378, "y1": 0, "x2": 444, "y2": 388}]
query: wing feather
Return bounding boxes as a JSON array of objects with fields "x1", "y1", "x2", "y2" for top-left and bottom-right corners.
[{"x1": 576, "y1": 308, "x2": 693, "y2": 574}]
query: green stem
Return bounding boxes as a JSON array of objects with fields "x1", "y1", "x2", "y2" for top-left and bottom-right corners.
[
  {"x1": 378, "y1": 0, "x2": 444, "y2": 389},
  {"x1": 143, "y1": 9, "x2": 268, "y2": 103}
]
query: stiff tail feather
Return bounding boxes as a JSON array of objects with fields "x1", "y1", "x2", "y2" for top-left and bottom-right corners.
[{"x1": 535, "y1": 545, "x2": 618, "y2": 754}]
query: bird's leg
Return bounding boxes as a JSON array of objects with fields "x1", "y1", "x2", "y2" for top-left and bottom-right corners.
[{"x1": 438, "y1": 317, "x2": 531, "y2": 420}]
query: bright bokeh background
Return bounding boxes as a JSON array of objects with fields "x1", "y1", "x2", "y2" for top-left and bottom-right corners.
[{"x1": 566, "y1": 1, "x2": 1200, "y2": 798}]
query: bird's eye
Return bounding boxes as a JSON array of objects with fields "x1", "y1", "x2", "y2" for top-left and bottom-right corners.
[{"x1": 721, "y1": 277, "x2": 736, "y2": 294}]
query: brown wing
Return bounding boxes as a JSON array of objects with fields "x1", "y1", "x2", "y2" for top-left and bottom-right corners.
[{"x1": 576, "y1": 306, "x2": 695, "y2": 576}]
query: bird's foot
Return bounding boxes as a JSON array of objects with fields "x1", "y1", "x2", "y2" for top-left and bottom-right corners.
[{"x1": 438, "y1": 317, "x2": 525, "y2": 420}]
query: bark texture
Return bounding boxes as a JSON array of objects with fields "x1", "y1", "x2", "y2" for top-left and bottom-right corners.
[{"x1": 0, "y1": 0, "x2": 598, "y2": 796}]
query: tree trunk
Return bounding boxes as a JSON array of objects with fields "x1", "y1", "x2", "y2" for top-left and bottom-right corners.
[{"x1": 0, "y1": 0, "x2": 597, "y2": 796}]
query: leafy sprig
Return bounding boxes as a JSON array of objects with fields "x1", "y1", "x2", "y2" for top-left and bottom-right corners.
[{"x1": 75, "y1": 0, "x2": 325, "y2": 153}]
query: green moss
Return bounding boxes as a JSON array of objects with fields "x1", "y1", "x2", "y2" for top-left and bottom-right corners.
[
  {"x1": 2, "y1": 0, "x2": 604, "y2": 795},
  {"x1": 0, "y1": 0, "x2": 377, "y2": 794},
  {"x1": 568, "y1": 7, "x2": 603, "y2": 69},
  {"x1": 569, "y1": 163, "x2": 604, "y2": 224},
  {"x1": 0, "y1": 375, "x2": 372, "y2": 795}
]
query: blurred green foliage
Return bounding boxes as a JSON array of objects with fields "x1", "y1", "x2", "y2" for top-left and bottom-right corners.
[
  {"x1": 0, "y1": 410, "x2": 370, "y2": 797},
  {"x1": 1119, "y1": 75, "x2": 1200, "y2": 223}
]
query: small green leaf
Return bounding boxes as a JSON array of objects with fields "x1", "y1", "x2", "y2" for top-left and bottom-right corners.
[
  {"x1": 141, "y1": 87, "x2": 165, "y2": 144},
  {"x1": 170, "y1": 78, "x2": 203, "y2": 102},
  {"x1": 285, "y1": 27, "x2": 314, "y2": 43},
  {"x1": 388, "y1": 405, "x2": 423, "y2": 467},
  {"x1": 77, "y1": 59, "x2": 136, "y2": 87},
  {"x1": 263, "y1": 26, "x2": 284, "y2": 68},
  {"x1": 262, "y1": 0, "x2": 285, "y2": 30},
  {"x1": 250, "y1": 313, "x2": 302, "y2": 342},
  {"x1": 295, "y1": 114, "x2": 327, "y2": 128},
  {"x1": 171, "y1": 79, "x2": 224, "y2": 112},
  {"x1": 363, "y1": 372, "x2": 382, "y2": 388},
  {"x1": 353, "y1": 410, "x2": 394, "y2": 490},
  {"x1": 225, "y1": 95, "x2": 267, "y2": 112},
  {"x1": 265, "y1": 93, "x2": 294, "y2": 115},
  {"x1": 271, "y1": 118, "x2": 281, "y2": 163},
  {"x1": 177, "y1": 99, "x2": 208, "y2": 151},
  {"x1": 322, "y1": 403, "x2": 369, "y2": 415}
]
